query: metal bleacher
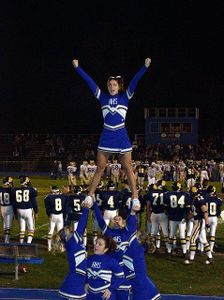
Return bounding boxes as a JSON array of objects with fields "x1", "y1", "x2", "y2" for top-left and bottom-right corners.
[{"x1": 0, "y1": 133, "x2": 99, "y2": 173}]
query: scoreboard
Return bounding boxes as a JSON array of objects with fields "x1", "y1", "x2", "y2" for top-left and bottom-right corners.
[{"x1": 144, "y1": 107, "x2": 199, "y2": 145}]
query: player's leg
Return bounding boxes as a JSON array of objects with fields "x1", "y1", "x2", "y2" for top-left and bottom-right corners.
[
  {"x1": 185, "y1": 220, "x2": 201, "y2": 263},
  {"x1": 160, "y1": 213, "x2": 169, "y2": 251},
  {"x1": 146, "y1": 219, "x2": 152, "y2": 236},
  {"x1": 88, "y1": 151, "x2": 109, "y2": 197},
  {"x1": 3, "y1": 217, "x2": 10, "y2": 244},
  {"x1": 209, "y1": 216, "x2": 217, "y2": 253},
  {"x1": 26, "y1": 209, "x2": 35, "y2": 244},
  {"x1": 56, "y1": 214, "x2": 65, "y2": 251},
  {"x1": 120, "y1": 152, "x2": 138, "y2": 199},
  {"x1": 17, "y1": 209, "x2": 26, "y2": 244},
  {"x1": 179, "y1": 221, "x2": 187, "y2": 255},
  {"x1": 199, "y1": 219, "x2": 213, "y2": 263},
  {"x1": 56, "y1": 214, "x2": 64, "y2": 232},
  {"x1": 71, "y1": 175, "x2": 76, "y2": 187},
  {"x1": 151, "y1": 213, "x2": 160, "y2": 251},
  {"x1": 186, "y1": 218, "x2": 194, "y2": 251},
  {"x1": 48, "y1": 215, "x2": 56, "y2": 252},
  {"x1": 2, "y1": 207, "x2": 14, "y2": 243},
  {"x1": 167, "y1": 221, "x2": 178, "y2": 254}
]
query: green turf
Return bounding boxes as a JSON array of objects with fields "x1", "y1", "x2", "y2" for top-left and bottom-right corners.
[{"x1": 0, "y1": 176, "x2": 224, "y2": 296}]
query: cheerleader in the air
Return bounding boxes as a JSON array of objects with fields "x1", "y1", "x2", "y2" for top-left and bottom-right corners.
[{"x1": 72, "y1": 57, "x2": 151, "y2": 205}]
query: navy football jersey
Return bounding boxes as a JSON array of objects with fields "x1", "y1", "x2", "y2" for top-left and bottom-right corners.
[
  {"x1": 11, "y1": 186, "x2": 38, "y2": 213},
  {"x1": 164, "y1": 191, "x2": 192, "y2": 221},
  {"x1": 65, "y1": 192, "x2": 86, "y2": 222},
  {"x1": 0, "y1": 187, "x2": 13, "y2": 206},
  {"x1": 99, "y1": 190, "x2": 121, "y2": 211},
  {"x1": 120, "y1": 188, "x2": 132, "y2": 210},
  {"x1": 95, "y1": 188, "x2": 103, "y2": 210},
  {"x1": 191, "y1": 193, "x2": 206, "y2": 220},
  {"x1": 205, "y1": 195, "x2": 223, "y2": 217},
  {"x1": 44, "y1": 193, "x2": 68, "y2": 216},
  {"x1": 145, "y1": 188, "x2": 168, "y2": 214}
]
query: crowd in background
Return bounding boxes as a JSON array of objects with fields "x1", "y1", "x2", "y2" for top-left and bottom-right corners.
[{"x1": 9, "y1": 133, "x2": 224, "y2": 163}]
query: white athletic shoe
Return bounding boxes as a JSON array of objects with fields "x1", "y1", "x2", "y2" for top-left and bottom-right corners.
[
  {"x1": 184, "y1": 259, "x2": 193, "y2": 265},
  {"x1": 205, "y1": 258, "x2": 213, "y2": 265}
]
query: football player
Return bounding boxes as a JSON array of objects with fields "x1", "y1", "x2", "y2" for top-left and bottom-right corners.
[
  {"x1": 164, "y1": 182, "x2": 192, "y2": 256},
  {"x1": 44, "y1": 186, "x2": 69, "y2": 252},
  {"x1": 147, "y1": 163, "x2": 156, "y2": 187},
  {"x1": 200, "y1": 166, "x2": 210, "y2": 187},
  {"x1": 110, "y1": 159, "x2": 121, "y2": 186},
  {"x1": 11, "y1": 176, "x2": 38, "y2": 244},
  {"x1": 186, "y1": 183, "x2": 201, "y2": 251},
  {"x1": 100, "y1": 180, "x2": 121, "y2": 225},
  {"x1": 184, "y1": 184, "x2": 213, "y2": 265},
  {"x1": 136, "y1": 161, "x2": 147, "y2": 189},
  {"x1": 79, "y1": 160, "x2": 88, "y2": 185},
  {"x1": 119, "y1": 180, "x2": 132, "y2": 211},
  {"x1": 67, "y1": 161, "x2": 77, "y2": 192},
  {"x1": 85, "y1": 160, "x2": 97, "y2": 185},
  {"x1": 177, "y1": 160, "x2": 187, "y2": 183},
  {"x1": 65, "y1": 185, "x2": 88, "y2": 247},
  {"x1": 204, "y1": 185, "x2": 223, "y2": 253},
  {"x1": 186, "y1": 166, "x2": 196, "y2": 192},
  {"x1": 145, "y1": 180, "x2": 169, "y2": 252},
  {"x1": 135, "y1": 186, "x2": 146, "y2": 230},
  {"x1": 0, "y1": 177, "x2": 14, "y2": 243}
]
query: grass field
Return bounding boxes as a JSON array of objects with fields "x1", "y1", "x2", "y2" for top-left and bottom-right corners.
[{"x1": 0, "y1": 176, "x2": 224, "y2": 296}]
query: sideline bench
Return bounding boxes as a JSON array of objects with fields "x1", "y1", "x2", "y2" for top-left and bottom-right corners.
[{"x1": 0, "y1": 243, "x2": 44, "y2": 280}]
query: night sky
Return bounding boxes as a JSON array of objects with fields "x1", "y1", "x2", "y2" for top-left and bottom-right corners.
[{"x1": 1, "y1": 1, "x2": 224, "y2": 137}]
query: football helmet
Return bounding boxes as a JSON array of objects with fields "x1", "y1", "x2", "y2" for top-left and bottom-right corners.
[
  {"x1": 191, "y1": 182, "x2": 201, "y2": 193},
  {"x1": 147, "y1": 183, "x2": 157, "y2": 191},
  {"x1": 157, "y1": 179, "x2": 166, "y2": 189},
  {"x1": 81, "y1": 184, "x2": 88, "y2": 193},
  {"x1": 207, "y1": 185, "x2": 216, "y2": 195},
  {"x1": 2, "y1": 176, "x2": 13, "y2": 186},
  {"x1": 73, "y1": 185, "x2": 83, "y2": 194},
  {"x1": 107, "y1": 180, "x2": 115, "y2": 190},
  {"x1": 172, "y1": 182, "x2": 182, "y2": 191},
  {"x1": 20, "y1": 176, "x2": 31, "y2": 186}
]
